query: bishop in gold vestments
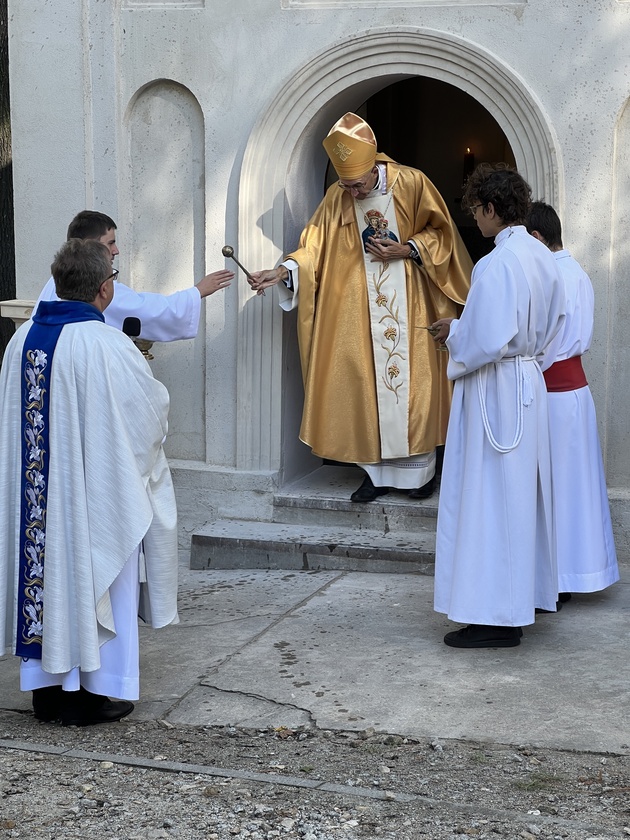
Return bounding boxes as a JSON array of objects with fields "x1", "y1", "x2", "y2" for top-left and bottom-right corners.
[{"x1": 250, "y1": 113, "x2": 472, "y2": 500}]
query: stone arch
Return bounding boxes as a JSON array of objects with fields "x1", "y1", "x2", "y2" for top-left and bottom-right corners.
[{"x1": 237, "y1": 28, "x2": 561, "y2": 473}]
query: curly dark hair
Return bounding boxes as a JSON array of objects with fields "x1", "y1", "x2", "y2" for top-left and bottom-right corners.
[{"x1": 462, "y1": 163, "x2": 532, "y2": 224}]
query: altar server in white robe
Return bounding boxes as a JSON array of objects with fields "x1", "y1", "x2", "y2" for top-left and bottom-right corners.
[
  {"x1": 526, "y1": 202, "x2": 619, "y2": 596},
  {"x1": 431, "y1": 165, "x2": 566, "y2": 648},
  {"x1": 0, "y1": 238, "x2": 179, "y2": 725},
  {"x1": 36, "y1": 210, "x2": 233, "y2": 341}
]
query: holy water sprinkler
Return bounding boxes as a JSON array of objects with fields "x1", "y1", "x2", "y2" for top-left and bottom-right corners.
[
  {"x1": 222, "y1": 244, "x2": 265, "y2": 296},
  {"x1": 222, "y1": 245, "x2": 254, "y2": 281}
]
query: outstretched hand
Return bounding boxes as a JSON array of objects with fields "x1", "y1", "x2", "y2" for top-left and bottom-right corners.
[
  {"x1": 248, "y1": 267, "x2": 288, "y2": 297},
  {"x1": 196, "y1": 269, "x2": 234, "y2": 298}
]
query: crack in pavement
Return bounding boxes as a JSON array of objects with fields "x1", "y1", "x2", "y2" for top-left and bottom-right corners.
[
  {"x1": 157, "y1": 572, "x2": 347, "y2": 720},
  {"x1": 193, "y1": 683, "x2": 318, "y2": 728}
]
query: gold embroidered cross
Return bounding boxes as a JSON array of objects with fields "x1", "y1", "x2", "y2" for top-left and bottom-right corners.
[{"x1": 333, "y1": 142, "x2": 353, "y2": 161}]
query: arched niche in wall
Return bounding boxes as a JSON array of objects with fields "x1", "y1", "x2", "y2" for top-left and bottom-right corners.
[
  {"x1": 237, "y1": 28, "x2": 560, "y2": 475},
  {"x1": 122, "y1": 79, "x2": 207, "y2": 462}
]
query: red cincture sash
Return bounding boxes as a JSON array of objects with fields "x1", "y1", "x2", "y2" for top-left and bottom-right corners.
[{"x1": 543, "y1": 356, "x2": 588, "y2": 392}]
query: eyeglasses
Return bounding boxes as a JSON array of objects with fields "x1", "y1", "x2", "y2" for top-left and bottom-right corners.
[
  {"x1": 337, "y1": 172, "x2": 375, "y2": 193},
  {"x1": 469, "y1": 203, "x2": 484, "y2": 217},
  {"x1": 106, "y1": 268, "x2": 119, "y2": 282}
]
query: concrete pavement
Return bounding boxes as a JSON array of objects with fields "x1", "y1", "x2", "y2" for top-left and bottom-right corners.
[{"x1": 0, "y1": 557, "x2": 628, "y2": 755}]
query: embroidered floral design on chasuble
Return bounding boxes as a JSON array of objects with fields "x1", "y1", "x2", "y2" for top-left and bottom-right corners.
[
  {"x1": 375, "y1": 270, "x2": 404, "y2": 400},
  {"x1": 17, "y1": 349, "x2": 49, "y2": 656},
  {"x1": 355, "y1": 180, "x2": 410, "y2": 460}
]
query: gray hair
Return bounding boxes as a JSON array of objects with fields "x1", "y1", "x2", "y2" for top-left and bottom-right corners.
[{"x1": 51, "y1": 239, "x2": 112, "y2": 302}]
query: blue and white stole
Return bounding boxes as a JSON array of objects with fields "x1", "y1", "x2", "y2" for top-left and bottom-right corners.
[{"x1": 16, "y1": 300, "x2": 105, "y2": 659}]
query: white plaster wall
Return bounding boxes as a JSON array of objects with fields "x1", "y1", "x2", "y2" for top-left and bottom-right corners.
[
  {"x1": 7, "y1": 0, "x2": 630, "y2": 518},
  {"x1": 7, "y1": 2, "x2": 88, "y2": 286},
  {"x1": 125, "y1": 81, "x2": 207, "y2": 461}
]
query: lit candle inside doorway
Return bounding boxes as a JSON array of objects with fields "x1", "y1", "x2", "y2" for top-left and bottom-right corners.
[{"x1": 463, "y1": 147, "x2": 475, "y2": 183}]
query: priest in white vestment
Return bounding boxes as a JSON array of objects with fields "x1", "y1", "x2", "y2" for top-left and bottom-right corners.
[
  {"x1": 526, "y1": 202, "x2": 619, "y2": 596},
  {"x1": 36, "y1": 210, "x2": 233, "y2": 341},
  {"x1": 432, "y1": 165, "x2": 566, "y2": 648},
  {"x1": 0, "y1": 239, "x2": 179, "y2": 725}
]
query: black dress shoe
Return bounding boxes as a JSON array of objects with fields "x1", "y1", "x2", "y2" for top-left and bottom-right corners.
[
  {"x1": 61, "y1": 687, "x2": 134, "y2": 727},
  {"x1": 444, "y1": 624, "x2": 522, "y2": 648},
  {"x1": 407, "y1": 476, "x2": 436, "y2": 499},
  {"x1": 535, "y1": 600, "x2": 563, "y2": 614},
  {"x1": 32, "y1": 685, "x2": 64, "y2": 722},
  {"x1": 350, "y1": 474, "x2": 390, "y2": 503},
  {"x1": 558, "y1": 592, "x2": 572, "y2": 603}
]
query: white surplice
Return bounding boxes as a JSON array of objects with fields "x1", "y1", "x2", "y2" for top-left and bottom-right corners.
[
  {"x1": 37, "y1": 275, "x2": 201, "y2": 341},
  {"x1": 0, "y1": 317, "x2": 179, "y2": 696},
  {"x1": 434, "y1": 226, "x2": 565, "y2": 627},
  {"x1": 540, "y1": 250, "x2": 619, "y2": 593}
]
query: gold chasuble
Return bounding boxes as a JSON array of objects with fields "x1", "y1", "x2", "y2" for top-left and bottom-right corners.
[{"x1": 288, "y1": 154, "x2": 472, "y2": 465}]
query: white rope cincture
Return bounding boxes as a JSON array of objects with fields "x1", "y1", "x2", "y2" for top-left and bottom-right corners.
[{"x1": 476, "y1": 356, "x2": 534, "y2": 453}]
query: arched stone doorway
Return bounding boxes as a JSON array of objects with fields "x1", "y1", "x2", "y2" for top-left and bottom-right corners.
[{"x1": 237, "y1": 28, "x2": 560, "y2": 483}]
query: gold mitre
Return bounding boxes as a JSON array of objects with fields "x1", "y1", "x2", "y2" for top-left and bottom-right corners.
[{"x1": 323, "y1": 113, "x2": 377, "y2": 179}]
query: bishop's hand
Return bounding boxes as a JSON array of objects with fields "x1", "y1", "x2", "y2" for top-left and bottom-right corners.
[
  {"x1": 365, "y1": 237, "x2": 413, "y2": 262},
  {"x1": 248, "y1": 267, "x2": 288, "y2": 296}
]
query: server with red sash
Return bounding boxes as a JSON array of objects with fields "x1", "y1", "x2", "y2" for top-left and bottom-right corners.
[{"x1": 528, "y1": 202, "x2": 619, "y2": 598}]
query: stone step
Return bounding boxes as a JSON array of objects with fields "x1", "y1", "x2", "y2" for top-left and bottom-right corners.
[
  {"x1": 190, "y1": 519, "x2": 436, "y2": 575},
  {"x1": 274, "y1": 465, "x2": 439, "y2": 530}
]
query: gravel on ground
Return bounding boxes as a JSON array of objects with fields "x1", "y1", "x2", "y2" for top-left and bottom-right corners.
[{"x1": 0, "y1": 710, "x2": 628, "y2": 839}]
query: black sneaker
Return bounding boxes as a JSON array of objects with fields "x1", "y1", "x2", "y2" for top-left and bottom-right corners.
[{"x1": 444, "y1": 624, "x2": 522, "y2": 648}]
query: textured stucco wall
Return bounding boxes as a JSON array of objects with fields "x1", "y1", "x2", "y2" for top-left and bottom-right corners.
[{"x1": 7, "y1": 0, "x2": 630, "y2": 534}]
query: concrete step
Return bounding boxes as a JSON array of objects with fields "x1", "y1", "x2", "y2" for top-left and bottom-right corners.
[
  {"x1": 274, "y1": 465, "x2": 439, "y2": 530},
  {"x1": 190, "y1": 519, "x2": 436, "y2": 575}
]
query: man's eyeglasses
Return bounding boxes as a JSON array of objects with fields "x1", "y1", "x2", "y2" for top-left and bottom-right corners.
[
  {"x1": 469, "y1": 203, "x2": 484, "y2": 217},
  {"x1": 338, "y1": 173, "x2": 374, "y2": 192},
  {"x1": 106, "y1": 268, "x2": 119, "y2": 282}
]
